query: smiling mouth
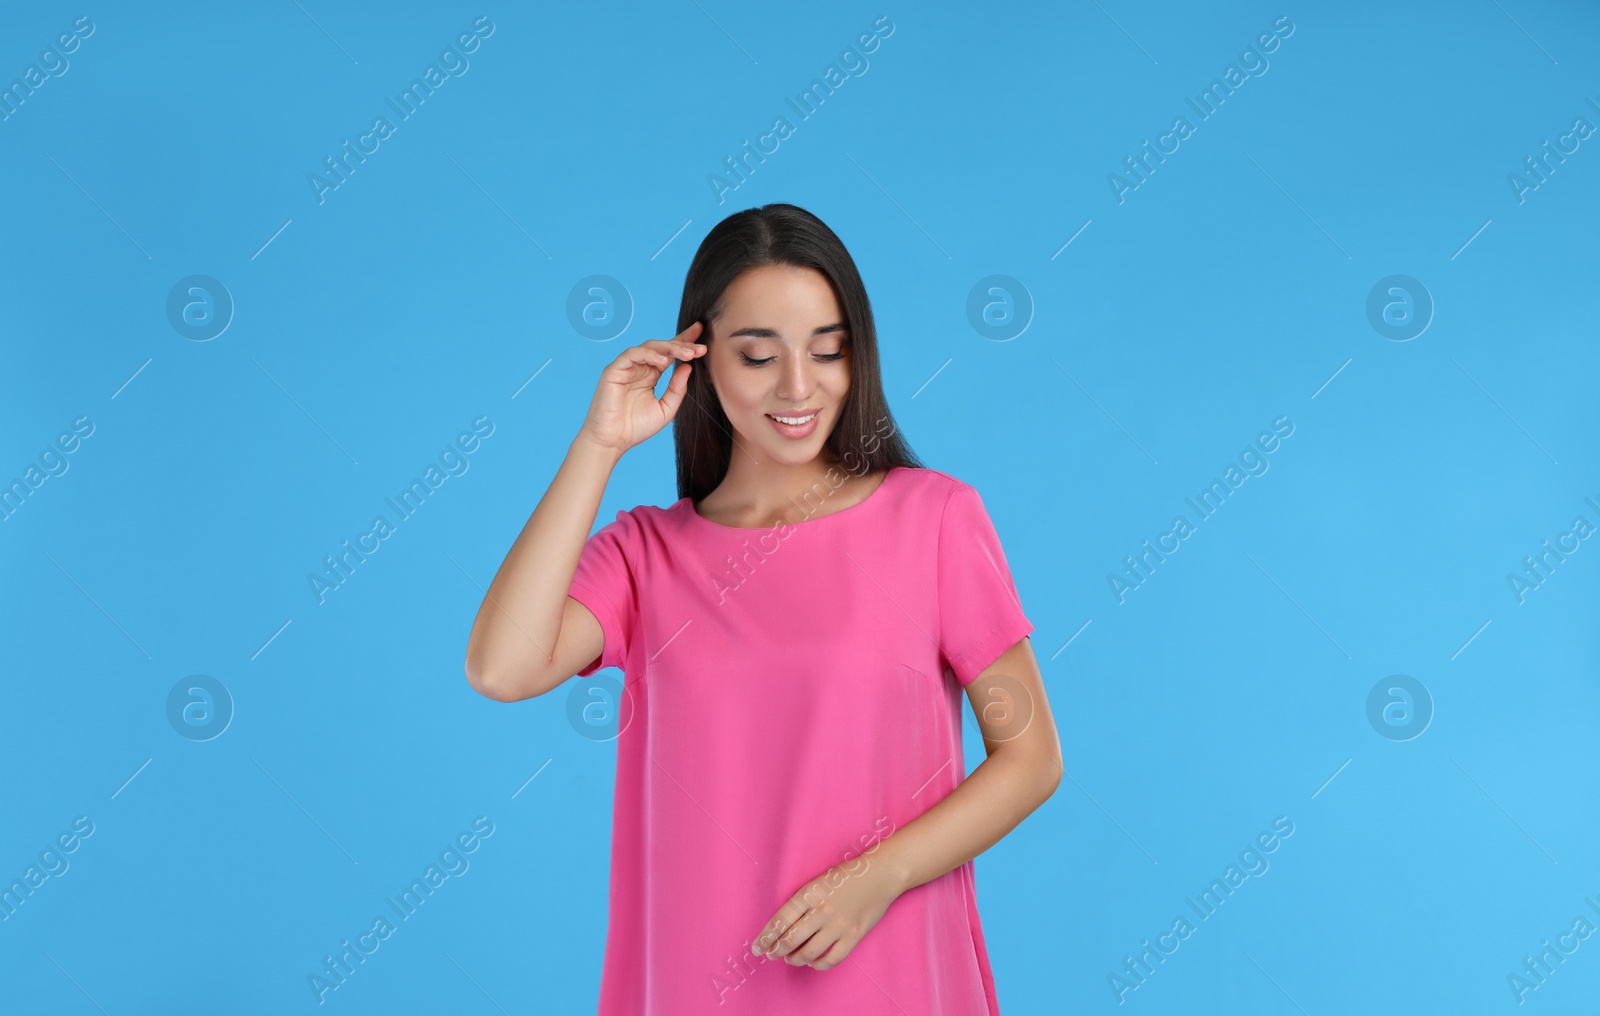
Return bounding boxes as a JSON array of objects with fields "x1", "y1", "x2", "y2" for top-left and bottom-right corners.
[{"x1": 765, "y1": 410, "x2": 821, "y2": 439}]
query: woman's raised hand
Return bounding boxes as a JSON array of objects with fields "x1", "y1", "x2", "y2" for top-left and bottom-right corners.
[{"x1": 579, "y1": 320, "x2": 708, "y2": 458}]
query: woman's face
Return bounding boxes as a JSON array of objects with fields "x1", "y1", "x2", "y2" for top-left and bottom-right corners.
[{"x1": 703, "y1": 264, "x2": 852, "y2": 467}]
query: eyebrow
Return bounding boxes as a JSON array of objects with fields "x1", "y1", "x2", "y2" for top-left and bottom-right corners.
[{"x1": 725, "y1": 323, "x2": 848, "y2": 340}]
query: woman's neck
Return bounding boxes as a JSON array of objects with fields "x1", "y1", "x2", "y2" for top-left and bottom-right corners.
[{"x1": 697, "y1": 456, "x2": 880, "y2": 528}]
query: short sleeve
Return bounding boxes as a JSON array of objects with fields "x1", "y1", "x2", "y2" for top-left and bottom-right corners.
[
  {"x1": 566, "y1": 509, "x2": 640, "y2": 678},
  {"x1": 936, "y1": 483, "x2": 1034, "y2": 685}
]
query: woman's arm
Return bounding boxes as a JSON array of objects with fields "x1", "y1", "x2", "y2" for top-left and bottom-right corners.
[
  {"x1": 755, "y1": 635, "x2": 1061, "y2": 969},
  {"x1": 462, "y1": 432, "x2": 621, "y2": 701},
  {"x1": 875, "y1": 634, "x2": 1062, "y2": 893},
  {"x1": 463, "y1": 324, "x2": 706, "y2": 701}
]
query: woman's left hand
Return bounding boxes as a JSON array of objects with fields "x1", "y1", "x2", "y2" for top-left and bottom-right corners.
[{"x1": 753, "y1": 858, "x2": 903, "y2": 971}]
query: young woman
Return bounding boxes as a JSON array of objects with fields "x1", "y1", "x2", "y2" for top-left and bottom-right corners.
[{"x1": 464, "y1": 204, "x2": 1061, "y2": 1014}]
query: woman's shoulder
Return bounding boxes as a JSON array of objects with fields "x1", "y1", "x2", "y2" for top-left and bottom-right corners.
[
  {"x1": 602, "y1": 500, "x2": 683, "y2": 529},
  {"x1": 890, "y1": 465, "x2": 976, "y2": 504},
  {"x1": 888, "y1": 467, "x2": 1015, "y2": 538},
  {"x1": 585, "y1": 500, "x2": 681, "y2": 543}
]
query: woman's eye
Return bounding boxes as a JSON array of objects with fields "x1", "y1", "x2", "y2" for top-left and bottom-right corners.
[{"x1": 738, "y1": 351, "x2": 846, "y2": 366}]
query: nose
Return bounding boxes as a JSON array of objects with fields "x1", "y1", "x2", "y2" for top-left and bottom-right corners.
[{"x1": 775, "y1": 350, "x2": 813, "y2": 402}]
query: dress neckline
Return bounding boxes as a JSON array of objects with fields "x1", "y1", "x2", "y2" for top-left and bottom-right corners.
[{"x1": 680, "y1": 466, "x2": 903, "y2": 532}]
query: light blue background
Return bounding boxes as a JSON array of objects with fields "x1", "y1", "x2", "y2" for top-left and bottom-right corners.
[{"x1": 3, "y1": 2, "x2": 1597, "y2": 1013}]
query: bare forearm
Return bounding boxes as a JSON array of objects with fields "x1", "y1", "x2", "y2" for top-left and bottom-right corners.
[
  {"x1": 876, "y1": 746, "x2": 1059, "y2": 897},
  {"x1": 463, "y1": 431, "x2": 619, "y2": 692}
]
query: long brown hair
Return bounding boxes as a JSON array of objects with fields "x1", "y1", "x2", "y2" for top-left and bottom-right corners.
[{"x1": 672, "y1": 203, "x2": 923, "y2": 502}]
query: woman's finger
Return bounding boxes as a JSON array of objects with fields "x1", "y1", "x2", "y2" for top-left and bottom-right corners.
[
  {"x1": 640, "y1": 321, "x2": 706, "y2": 357},
  {"x1": 652, "y1": 333, "x2": 707, "y2": 361},
  {"x1": 753, "y1": 922, "x2": 785, "y2": 956},
  {"x1": 658, "y1": 361, "x2": 692, "y2": 420},
  {"x1": 809, "y1": 934, "x2": 854, "y2": 972},
  {"x1": 603, "y1": 344, "x2": 666, "y2": 375},
  {"x1": 791, "y1": 927, "x2": 841, "y2": 967},
  {"x1": 755, "y1": 900, "x2": 806, "y2": 956},
  {"x1": 607, "y1": 323, "x2": 705, "y2": 372},
  {"x1": 768, "y1": 908, "x2": 825, "y2": 960}
]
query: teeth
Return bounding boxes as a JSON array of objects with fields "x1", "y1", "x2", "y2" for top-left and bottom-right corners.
[{"x1": 770, "y1": 414, "x2": 816, "y2": 425}]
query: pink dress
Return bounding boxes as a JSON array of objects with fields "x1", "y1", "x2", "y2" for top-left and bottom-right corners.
[{"x1": 566, "y1": 465, "x2": 1034, "y2": 1014}]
